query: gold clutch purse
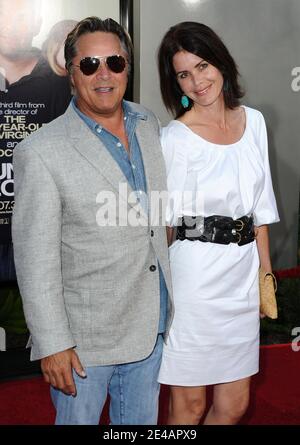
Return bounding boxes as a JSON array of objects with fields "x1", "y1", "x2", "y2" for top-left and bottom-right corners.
[{"x1": 259, "y1": 268, "x2": 278, "y2": 319}]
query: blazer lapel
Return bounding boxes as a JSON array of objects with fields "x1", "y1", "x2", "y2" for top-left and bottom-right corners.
[{"x1": 64, "y1": 104, "x2": 148, "y2": 222}]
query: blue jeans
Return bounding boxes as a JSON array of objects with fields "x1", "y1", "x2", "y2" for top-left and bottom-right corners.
[{"x1": 50, "y1": 334, "x2": 163, "y2": 425}]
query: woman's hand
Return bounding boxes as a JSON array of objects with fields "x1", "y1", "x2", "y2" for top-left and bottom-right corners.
[
  {"x1": 255, "y1": 225, "x2": 273, "y2": 319},
  {"x1": 167, "y1": 226, "x2": 174, "y2": 246}
]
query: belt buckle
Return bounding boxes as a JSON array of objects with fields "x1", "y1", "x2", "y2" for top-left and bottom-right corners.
[
  {"x1": 235, "y1": 219, "x2": 244, "y2": 232},
  {"x1": 231, "y1": 228, "x2": 242, "y2": 244}
]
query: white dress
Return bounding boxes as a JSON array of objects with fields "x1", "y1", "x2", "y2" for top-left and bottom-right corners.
[{"x1": 158, "y1": 106, "x2": 280, "y2": 386}]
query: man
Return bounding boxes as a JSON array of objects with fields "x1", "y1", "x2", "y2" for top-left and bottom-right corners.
[
  {"x1": 0, "y1": 0, "x2": 42, "y2": 87},
  {"x1": 12, "y1": 17, "x2": 173, "y2": 425},
  {"x1": 0, "y1": 0, "x2": 71, "y2": 150},
  {"x1": 0, "y1": 0, "x2": 71, "y2": 95},
  {"x1": 0, "y1": 0, "x2": 71, "y2": 280}
]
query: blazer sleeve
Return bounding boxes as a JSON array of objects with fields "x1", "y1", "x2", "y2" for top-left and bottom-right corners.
[{"x1": 12, "y1": 143, "x2": 76, "y2": 360}]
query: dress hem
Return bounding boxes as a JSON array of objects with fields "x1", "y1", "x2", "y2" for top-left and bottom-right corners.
[{"x1": 158, "y1": 368, "x2": 259, "y2": 387}]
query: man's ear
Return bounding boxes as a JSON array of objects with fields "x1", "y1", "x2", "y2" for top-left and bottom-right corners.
[
  {"x1": 70, "y1": 72, "x2": 75, "y2": 87},
  {"x1": 69, "y1": 72, "x2": 76, "y2": 95}
]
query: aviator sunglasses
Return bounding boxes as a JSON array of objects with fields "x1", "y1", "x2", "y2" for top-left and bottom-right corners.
[{"x1": 73, "y1": 54, "x2": 127, "y2": 76}]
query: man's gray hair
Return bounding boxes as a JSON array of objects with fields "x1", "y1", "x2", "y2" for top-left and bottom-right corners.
[{"x1": 64, "y1": 16, "x2": 133, "y2": 76}]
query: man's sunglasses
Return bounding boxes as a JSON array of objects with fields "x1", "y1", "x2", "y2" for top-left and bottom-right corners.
[{"x1": 73, "y1": 55, "x2": 127, "y2": 76}]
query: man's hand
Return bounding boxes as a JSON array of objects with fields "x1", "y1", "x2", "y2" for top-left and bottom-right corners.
[{"x1": 41, "y1": 349, "x2": 86, "y2": 396}]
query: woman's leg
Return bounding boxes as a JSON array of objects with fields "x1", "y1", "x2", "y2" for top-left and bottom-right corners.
[
  {"x1": 203, "y1": 377, "x2": 251, "y2": 425},
  {"x1": 167, "y1": 385, "x2": 206, "y2": 425}
]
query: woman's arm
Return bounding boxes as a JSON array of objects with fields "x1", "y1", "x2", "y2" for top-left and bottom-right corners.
[
  {"x1": 255, "y1": 225, "x2": 272, "y2": 272},
  {"x1": 167, "y1": 226, "x2": 174, "y2": 247}
]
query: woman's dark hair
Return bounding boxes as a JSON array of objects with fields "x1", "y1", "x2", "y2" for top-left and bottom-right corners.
[
  {"x1": 158, "y1": 21, "x2": 244, "y2": 118},
  {"x1": 64, "y1": 16, "x2": 133, "y2": 75}
]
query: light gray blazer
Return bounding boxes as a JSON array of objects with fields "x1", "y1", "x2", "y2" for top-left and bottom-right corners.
[{"x1": 12, "y1": 102, "x2": 174, "y2": 366}]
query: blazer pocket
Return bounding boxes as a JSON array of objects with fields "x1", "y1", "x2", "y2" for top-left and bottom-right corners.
[
  {"x1": 88, "y1": 287, "x2": 117, "y2": 349},
  {"x1": 63, "y1": 284, "x2": 115, "y2": 350}
]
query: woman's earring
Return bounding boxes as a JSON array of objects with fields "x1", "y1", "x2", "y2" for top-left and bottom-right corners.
[{"x1": 181, "y1": 95, "x2": 189, "y2": 108}]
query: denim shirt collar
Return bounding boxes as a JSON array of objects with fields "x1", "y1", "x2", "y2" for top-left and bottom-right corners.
[{"x1": 71, "y1": 97, "x2": 147, "y2": 132}]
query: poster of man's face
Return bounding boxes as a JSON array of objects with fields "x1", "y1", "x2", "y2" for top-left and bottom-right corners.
[
  {"x1": 0, "y1": 0, "x2": 42, "y2": 58},
  {"x1": 0, "y1": 0, "x2": 120, "y2": 281}
]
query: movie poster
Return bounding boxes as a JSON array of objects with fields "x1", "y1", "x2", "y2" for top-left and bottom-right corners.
[
  {"x1": 0, "y1": 0, "x2": 120, "y2": 364},
  {"x1": 0, "y1": 0, "x2": 120, "y2": 281}
]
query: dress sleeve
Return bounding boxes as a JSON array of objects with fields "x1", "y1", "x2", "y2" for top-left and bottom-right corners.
[
  {"x1": 160, "y1": 126, "x2": 188, "y2": 227},
  {"x1": 253, "y1": 113, "x2": 280, "y2": 226}
]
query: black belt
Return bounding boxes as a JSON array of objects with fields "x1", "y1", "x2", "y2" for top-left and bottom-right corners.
[{"x1": 176, "y1": 215, "x2": 255, "y2": 246}]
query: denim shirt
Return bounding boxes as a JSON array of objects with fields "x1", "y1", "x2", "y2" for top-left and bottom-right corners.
[{"x1": 72, "y1": 98, "x2": 167, "y2": 333}]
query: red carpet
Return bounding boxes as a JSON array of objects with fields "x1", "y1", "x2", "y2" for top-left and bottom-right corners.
[{"x1": 0, "y1": 344, "x2": 299, "y2": 425}]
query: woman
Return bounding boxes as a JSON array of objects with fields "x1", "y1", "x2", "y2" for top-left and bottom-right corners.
[{"x1": 157, "y1": 22, "x2": 279, "y2": 425}]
